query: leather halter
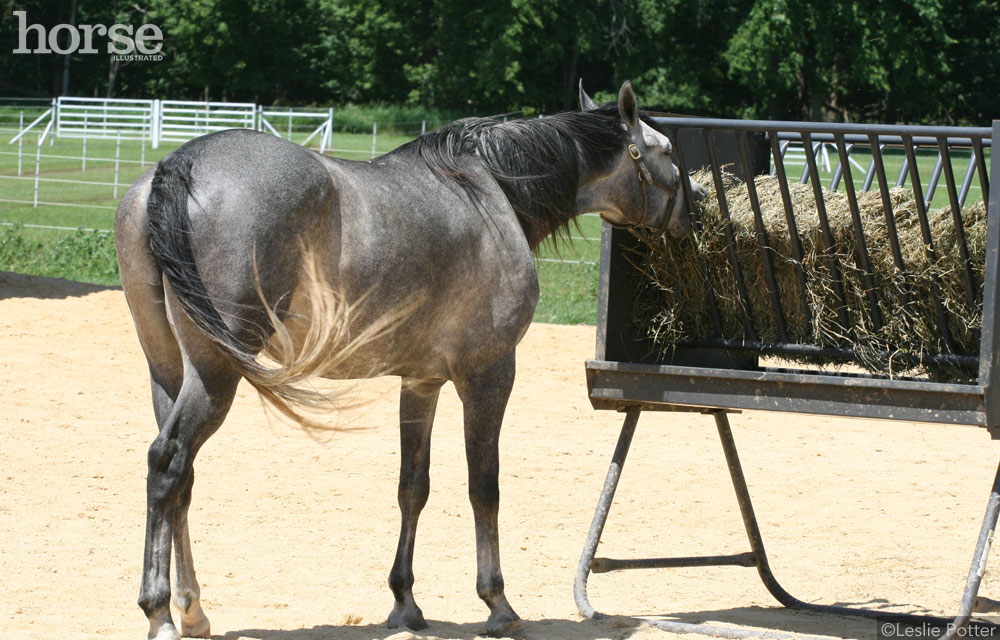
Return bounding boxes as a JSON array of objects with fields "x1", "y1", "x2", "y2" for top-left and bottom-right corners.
[{"x1": 627, "y1": 141, "x2": 680, "y2": 230}]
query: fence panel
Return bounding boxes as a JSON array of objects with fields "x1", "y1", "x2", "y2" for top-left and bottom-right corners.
[
  {"x1": 55, "y1": 97, "x2": 153, "y2": 141},
  {"x1": 156, "y1": 100, "x2": 257, "y2": 145}
]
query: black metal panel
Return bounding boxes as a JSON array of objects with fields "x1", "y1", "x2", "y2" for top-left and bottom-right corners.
[{"x1": 586, "y1": 361, "x2": 991, "y2": 431}]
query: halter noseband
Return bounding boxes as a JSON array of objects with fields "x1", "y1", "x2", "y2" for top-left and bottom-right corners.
[{"x1": 627, "y1": 142, "x2": 680, "y2": 230}]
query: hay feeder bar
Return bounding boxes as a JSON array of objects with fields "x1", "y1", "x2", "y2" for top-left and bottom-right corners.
[{"x1": 575, "y1": 117, "x2": 1000, "y2": 639}]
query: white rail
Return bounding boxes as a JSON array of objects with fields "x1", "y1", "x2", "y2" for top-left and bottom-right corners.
[{"x1": 157, "y1": 100, "x2": 256, "y2": 144}]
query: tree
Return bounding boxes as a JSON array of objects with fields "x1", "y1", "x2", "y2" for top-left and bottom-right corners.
[{"x1": 724, "y1": 0, "x2": 954, "y2": 123}]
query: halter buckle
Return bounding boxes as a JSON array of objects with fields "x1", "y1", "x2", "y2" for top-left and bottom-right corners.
[{"x1": 628, "y1": 144, "x2": 641, "y2": 161}]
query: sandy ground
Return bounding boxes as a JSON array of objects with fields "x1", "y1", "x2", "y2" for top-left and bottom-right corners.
[{"x1": 4, "y1": 270, "x2": 1000, "y2": 640}]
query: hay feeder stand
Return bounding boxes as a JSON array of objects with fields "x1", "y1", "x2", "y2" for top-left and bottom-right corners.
[{"x1": 575, "y1": 118, "x2": 1000, "y2": 639}]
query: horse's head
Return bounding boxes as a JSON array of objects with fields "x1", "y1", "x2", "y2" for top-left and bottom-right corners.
[{"x1": 578, "y1": 81, "x2": 705, "y2": 238}]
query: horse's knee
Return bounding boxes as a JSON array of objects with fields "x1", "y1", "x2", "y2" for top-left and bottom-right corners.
[
  {"x1": 398, "y1": 473, "x2": 430, "y2": 510},
  {"x1": 468, "y1": 475, "x2": 499, "y2": 509}
]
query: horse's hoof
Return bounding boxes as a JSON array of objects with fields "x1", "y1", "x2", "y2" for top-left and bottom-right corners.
[
  {"x1": 486, "y1": 611, "x2": 524, "y2": 638},
  {"x1": 147, "y1": 621, "x2": 181, "y2": 640},
  {"x1": 180, "y1": 616, "x2": 211, "y2": 638},
  {"x1": 387, "y1": 603, "x2": 428, "y2": 631}
]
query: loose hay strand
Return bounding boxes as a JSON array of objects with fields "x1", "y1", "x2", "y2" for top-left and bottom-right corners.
[{"x1": 632, "y1": 169, "x2": 986, "y2": 381}]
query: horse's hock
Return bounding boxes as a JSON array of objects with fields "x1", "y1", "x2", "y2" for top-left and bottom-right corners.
[{"x1": 576, "y1": 118, "x2": 1000, "y2": 639}]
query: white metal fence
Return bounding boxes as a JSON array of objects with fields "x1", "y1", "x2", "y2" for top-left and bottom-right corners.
[
  {"x1": 9, "y1": 97, "x2": 320, "y2": 150},
  {"x1": 55, "y1": 96, "x2": 153, "y2": 141},
  {"x1": 157, "y1": 100, "x2": 257, "y2": 144},
  {"x1": 259, "y1": 107, "x2": 333, "y2": 153}
]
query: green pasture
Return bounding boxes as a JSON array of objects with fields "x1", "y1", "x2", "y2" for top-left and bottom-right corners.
[{"x1": 0, "y1": 127, "x2": 989, "y2": 326}]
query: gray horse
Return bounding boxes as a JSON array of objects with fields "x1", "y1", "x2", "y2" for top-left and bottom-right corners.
[{"x1": 115, "y1": 81, "x2": 703, "y2": 640}]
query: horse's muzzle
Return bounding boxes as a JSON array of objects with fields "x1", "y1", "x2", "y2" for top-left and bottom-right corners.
[{"x1": 661, "y1": 176, "x2": 707, "y2": 237}]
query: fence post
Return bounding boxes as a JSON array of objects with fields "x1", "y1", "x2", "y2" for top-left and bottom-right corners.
[
  {"x1": 113, "y1": 132, "x2": 121, "y2": 200},
  {"x1": 324, "y1": 107, "x2": 333, "y2": 151},
  {"x1": 33, "y1": 141, "x2": 42, "y2": 207},
  {"x1": 371, "y1": 121, "x2": 377, "y2": 159},
  {"x1": 17, "y1": 111, "x2": 23, "y2": 177},
  {"x1": 152, "y1": 99, "x2": 160, "y2": 150},
  {"x1": 33, "y1": 116, "x2": 53, "y2": 207},
  {"x1": 81, "y1": 113, "x2": 87, "y2": 171},
  {"x1": 421, "y1": 119, "x2": 426, "y2": 136},
  {"x1": 50, "y1": 98, "x2": 56, "y2": 145},
  {"x1": 287, "y1": 108, "x2": 293, "y2": 140}
]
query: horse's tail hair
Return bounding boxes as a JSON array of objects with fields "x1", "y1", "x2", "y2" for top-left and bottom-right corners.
[
  {"x1": 146, "y1": 152, "x2": 411, "y2": 430},
  {"x1": 249, "y1": 252, "x2": 418, "y2": 429}
]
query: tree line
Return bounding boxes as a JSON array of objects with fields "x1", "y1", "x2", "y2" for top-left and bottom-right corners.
[{"x1": 3, "y1": 0, "x2": 999, "y2": 124}]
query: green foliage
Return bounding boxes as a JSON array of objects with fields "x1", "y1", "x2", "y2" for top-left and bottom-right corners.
[
  {"x1": 725, "y1": 0, "x2": 955, "y2": 122},
  {"x1": 4, "y1": 0, "x2": 998, "y2": 121},
  {"x1": 0, "y1": 225, "x2": 119, "y2": 285},
  {"x1": 329, "y1": 103, "x2": 466, "y2": 134}
]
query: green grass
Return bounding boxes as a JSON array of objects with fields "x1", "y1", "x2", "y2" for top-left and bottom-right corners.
[
  {"x1": 0, "y1": 224, "x2": 118, "y2": 285},
  {"x1": 533, "y1": 260, "x2": 601, "y2": 325},
  {"x1": 0, "y1": 127, "x2": 990, "y2": 326}
]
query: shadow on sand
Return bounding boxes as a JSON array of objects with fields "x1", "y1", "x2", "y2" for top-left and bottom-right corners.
[
  {"x1": 223, "y1": 616, "x2": 641, "y2": 640},
  {"x1": 0, "y1": 271, "x2": 119, "y2": 300},
  {"x1": 221, "y1": 600, "x2": 974, "y2": 639}
]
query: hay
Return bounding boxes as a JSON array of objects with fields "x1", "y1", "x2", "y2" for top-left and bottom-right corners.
[{"x1": 631, "y1": 170, "x2": 987, "y2": 381}]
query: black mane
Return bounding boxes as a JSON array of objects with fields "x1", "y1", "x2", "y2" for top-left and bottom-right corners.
[{"x1": 414, "y1": 103, "x2": 628, "y2": 249}]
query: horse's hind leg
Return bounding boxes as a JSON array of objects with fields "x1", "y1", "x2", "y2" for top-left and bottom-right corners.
[
  {"x1": 118, "y1": 176, "x2": 238, "y2": 639},
  {"x1": 131, "y1": 289, "x2": 240, "y2": 640},
  {"x1": 388, "y1": 377, "x2": 445, "y2": 630},
  {"x1": 142, "y1": 343, "x2": 210, "y2": 636},
  {"x1": 454, "y1": 351, "x2": 523, "y2": 638},
  {"x1": 140, "y1": 353, "x2": 239, "y2": 640},
  {"x1": 146, "y1": 376, "x2": 212, "y2": 638}
]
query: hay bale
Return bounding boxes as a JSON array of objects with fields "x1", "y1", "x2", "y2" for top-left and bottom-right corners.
[{"x1": 631, "y1": 170, "x2": 987, "y2": 380}]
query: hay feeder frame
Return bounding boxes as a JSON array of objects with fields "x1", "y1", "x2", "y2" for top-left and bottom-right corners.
[{"x1": 575, "y1": 117, "x2": 1000, "y2": 639}]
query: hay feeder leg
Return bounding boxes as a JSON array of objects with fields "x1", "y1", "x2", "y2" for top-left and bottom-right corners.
[{"x1": 574, "y1": 406, "x2": 1000, "y2": 639}]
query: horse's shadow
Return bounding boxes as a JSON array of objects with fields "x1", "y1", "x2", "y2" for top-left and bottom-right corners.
[
  {"x1": 222, "y1": 616, "x2": 641, "y2": 640},
  {"x1": 221, "y1": 601, "x2": 957, "y2": 639}
]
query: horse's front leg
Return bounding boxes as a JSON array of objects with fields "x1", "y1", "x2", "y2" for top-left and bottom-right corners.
[
  {"x1": 455, "y1": 351, "x2": 523, "y2": 638},
  {"x1": 387, "y1": 377, "x2": 445, "y2": 630}
]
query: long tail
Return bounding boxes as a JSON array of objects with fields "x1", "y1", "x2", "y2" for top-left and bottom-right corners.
[{"x1": 145, "y1": 152, "x2": 406, "y2": 429}]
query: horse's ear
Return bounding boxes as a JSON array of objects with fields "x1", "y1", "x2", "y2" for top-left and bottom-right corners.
[
  {"x1": 618, "y1": 80, "x2": 638, "y2": 130},
  {"x1": 579, "y1": 79, "x2": 599, "y2": 112}
]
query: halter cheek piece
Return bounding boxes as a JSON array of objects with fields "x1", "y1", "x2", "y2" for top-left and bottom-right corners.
[{"x1": 627, "y1": 142, "x2": 680, "y2": 229}]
